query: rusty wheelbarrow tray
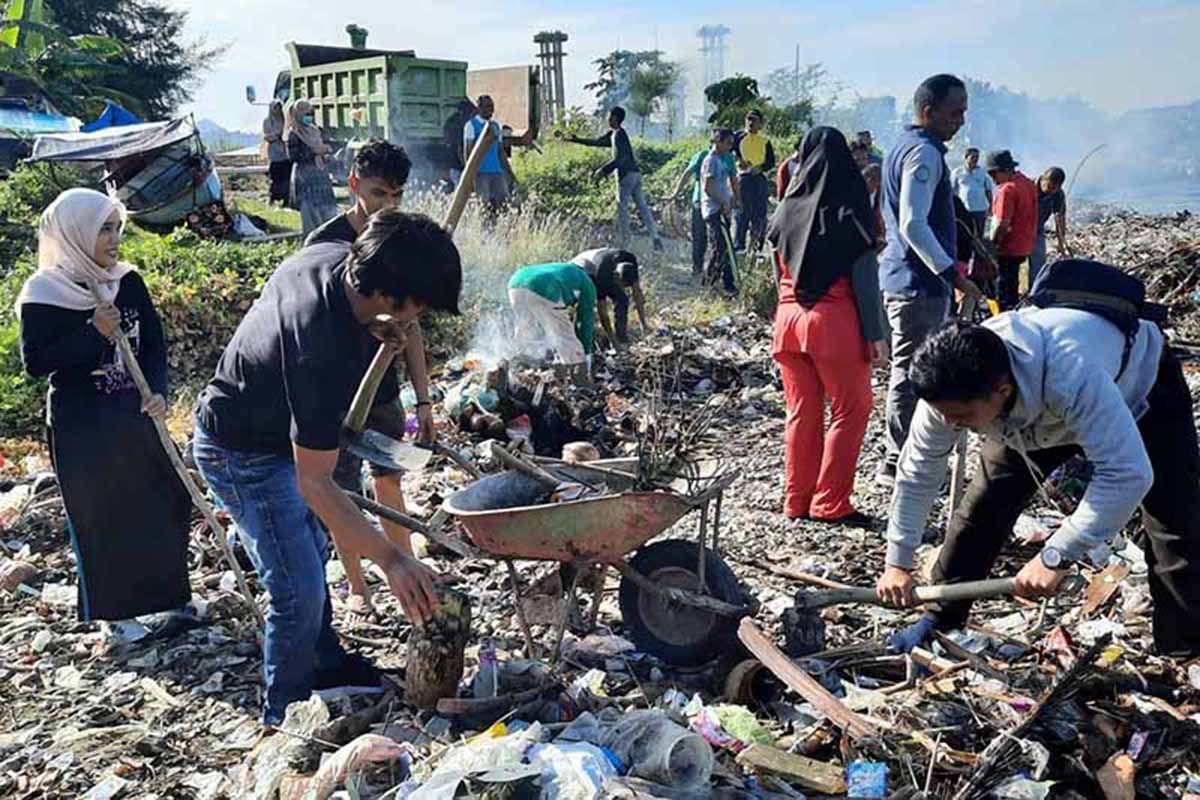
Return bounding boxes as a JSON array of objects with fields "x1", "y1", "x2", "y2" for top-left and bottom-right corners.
[
  {"x1": 438, "y1": 463, "x2": 753, "y2": 666},
  {"x1": 441, "y1": 464, "x2": 719, "y2": 562}
]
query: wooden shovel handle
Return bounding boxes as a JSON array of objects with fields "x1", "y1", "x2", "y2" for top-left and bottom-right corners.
[{"x1": 341, "y1": 122, "x2": 497, "y2": 433}]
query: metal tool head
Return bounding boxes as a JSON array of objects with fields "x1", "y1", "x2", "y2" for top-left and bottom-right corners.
[{"x1": 341, "y1": 429, "x2": 433, "y2": 472}]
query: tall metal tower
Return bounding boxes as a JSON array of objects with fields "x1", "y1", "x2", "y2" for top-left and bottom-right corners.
[
  {"x1": 534, "y1": 31, "x2": 569, "y2": 127},
  {"x1": 697, "y1": 24, "x2": 731, "y2": 94}
]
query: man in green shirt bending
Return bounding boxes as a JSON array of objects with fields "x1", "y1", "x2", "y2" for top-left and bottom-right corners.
[{"x1": 507, "y1": 262, "x2": 597, "y2": 380}]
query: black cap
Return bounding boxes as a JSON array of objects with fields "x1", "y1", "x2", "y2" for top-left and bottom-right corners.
[{"x1": 984, "y1": 149, "x2": 1019, "y2": 172}]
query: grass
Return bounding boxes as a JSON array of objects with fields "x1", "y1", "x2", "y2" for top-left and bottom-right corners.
[{"x1": 229, "y1": 197, "x2": 301, "y2": 232}]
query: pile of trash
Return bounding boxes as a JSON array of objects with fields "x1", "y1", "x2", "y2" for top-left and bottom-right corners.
[
  {"x1": 1071, "y1": 208, "x2": 1200, "y2": 340},
  {"x1": 3, "y1": 211, "x2": 1200, "y2": 798}
]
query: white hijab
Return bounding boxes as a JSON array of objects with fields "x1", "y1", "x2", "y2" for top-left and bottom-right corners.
[{"x1": 15, "y1": 188, "x2": 136, "y2": 317}]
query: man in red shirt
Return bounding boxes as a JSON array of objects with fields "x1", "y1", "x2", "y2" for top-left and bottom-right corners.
[{"x1": 986, "y1": 150, "x2": 1038, "y2": 310}]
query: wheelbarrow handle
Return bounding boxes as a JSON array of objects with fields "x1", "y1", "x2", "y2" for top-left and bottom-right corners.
[
  {"x1": 796, "y1": 577, "x2": 1019, "y2": 610},
  {"x1": 344, "y1": 491, "x2": 484, "y2": 559}
]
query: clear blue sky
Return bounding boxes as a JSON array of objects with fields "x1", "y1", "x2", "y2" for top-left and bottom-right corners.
[{"x1": 171, "y1": 0, "x2": 1200, "y2": 131}]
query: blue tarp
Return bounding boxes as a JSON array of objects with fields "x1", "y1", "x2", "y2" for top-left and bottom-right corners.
[
  {"x1": 81, "y1": 102, "x2": 141, "y2": 133},
  {"x1": 0, "y1": 105, "x2": 76, "y2": 135}
]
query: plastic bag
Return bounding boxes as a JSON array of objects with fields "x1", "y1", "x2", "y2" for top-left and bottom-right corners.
[
  {"x1": 527, "y1": 742, "x2": 618, "y2": 800},
  {"x1": 307, "y1": 734, "x2": 408, "y2": 800}
]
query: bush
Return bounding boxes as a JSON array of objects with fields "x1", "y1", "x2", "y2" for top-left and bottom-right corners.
[{"x1": 512, "y1": 138, "x2": 698, "y2": 227}]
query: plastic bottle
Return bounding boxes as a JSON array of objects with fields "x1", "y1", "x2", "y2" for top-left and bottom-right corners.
[
  {"x1": 599, "y1": 710, "x2": 713, "y2": 788},
  {"x1": 472, "y1": 641, "x2": 498, "y2": 699}
]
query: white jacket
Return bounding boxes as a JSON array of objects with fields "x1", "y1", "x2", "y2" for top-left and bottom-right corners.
[{"x1": 886, "y1": 306, "x2": 1164, "y2": 569}]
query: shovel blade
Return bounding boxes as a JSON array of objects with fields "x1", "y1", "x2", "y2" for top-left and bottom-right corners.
[{"x1": 343, "y1": 429, "x2": 433, "y2": 472}]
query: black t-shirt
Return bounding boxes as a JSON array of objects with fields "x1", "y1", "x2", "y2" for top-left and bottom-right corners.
[
  {"x1": 1037, "y1": 187, "x2": 1065, "y2": 228},
  {"x1": 19, "y1": 271, "x2": 168, "y2": 398},
  {"x1": 571, "y1": 248, "x2": 633, "y2": 341},
  {"x1": 195, "y1": 242, "x2": 398, "y2": 454},
  {"x1": 304, "y1": 212, "x2": 357, "y2": 247}
]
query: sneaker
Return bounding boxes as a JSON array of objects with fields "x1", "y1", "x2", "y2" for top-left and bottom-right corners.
[
  {"x1": 652, "y1": 238, "x2": 664, "y2": 252},
  {"x1": 313, "y1": 652, "x2": 386, "y2": 692},
  {"x1": 812, "y1": 511, "x2": 882, "y2": 530},
  {"x1": 875, "y1": 461, "x2": 897, "y2": 489},
  {"x1": 140, "y1": 602, "x2": 206, "y2": 641},
  {"x1": 99, "y1": 619, "x2": 151, "y2": 650}
]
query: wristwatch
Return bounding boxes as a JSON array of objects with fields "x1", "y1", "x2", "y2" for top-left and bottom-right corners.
[{"x1": 1040, "y1": 546, "x2": 1069, "y2": 569}]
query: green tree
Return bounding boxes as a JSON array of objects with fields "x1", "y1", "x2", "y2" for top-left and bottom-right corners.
[
  {"x1": 626, "y1": 54, "x2": 680, "y2": 136},
  {"x1": 585, "y1": 49, "x2": 671, "y2": 116},
  {"x1": 704, "y1": 74, "x2": 812, "y2": 138},
  {"x1": 44, "y1": 0, "x2": 223, "y2": 119},
  {"x1": 763, "y1": 62, "x2": 831, "y2": 108},
  {"x1": 0, "y1": 10, "x2": 134, "y2": 117}
]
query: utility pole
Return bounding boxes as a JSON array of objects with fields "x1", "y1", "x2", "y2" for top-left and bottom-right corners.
[{"x1": 794, "y1": 43, "x2": 800, "y2": 104}]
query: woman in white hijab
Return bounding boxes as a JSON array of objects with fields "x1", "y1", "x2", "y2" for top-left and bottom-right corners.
[
  {"x1": 284, "y1": 99, "x2": 339, "y2": 235},
  {"x1": 17, "y1": 188, "x2": 192, "y2": 636}
]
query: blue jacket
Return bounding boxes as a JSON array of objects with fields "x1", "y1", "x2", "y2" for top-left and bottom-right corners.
[{"x1": 879, "y1": 126, "x2": 957, "y2": 298}]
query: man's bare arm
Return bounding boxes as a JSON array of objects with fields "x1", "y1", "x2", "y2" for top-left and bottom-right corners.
[{"x1": 293, "y1": 444, "x2": 437, "y2": 623}]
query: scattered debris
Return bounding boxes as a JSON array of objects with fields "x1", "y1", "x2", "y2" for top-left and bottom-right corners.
[{"x1": 1, "y1": 209, "x2": 1199, "y2": 798}]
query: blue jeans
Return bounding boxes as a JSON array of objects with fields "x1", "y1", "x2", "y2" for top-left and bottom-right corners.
[
  {"x1": 192, "y1": 423, "x2": 348, "y2": 725},
  {"x1": 734, "y1": 172, "x2": 769, "y2": 252},
  {"x1": 616, "y1": 172, "x2": 660, "y2": 246},
  {"x1": 1028, "y1": 231, "x2": 1048, "y2": 287}
]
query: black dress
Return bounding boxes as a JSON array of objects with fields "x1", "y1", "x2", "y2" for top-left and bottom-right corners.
[{"x1": 19, "y1": 272, "x2": 191, "y2": 621}]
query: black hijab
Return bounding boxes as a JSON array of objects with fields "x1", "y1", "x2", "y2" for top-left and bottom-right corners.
[{"x1": 766, "y1": 126, "x2": 877, "y2": 307}]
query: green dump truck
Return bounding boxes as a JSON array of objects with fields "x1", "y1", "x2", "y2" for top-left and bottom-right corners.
[{"x1": 261, "y1": 27, "x2": 539, "y2": 180}]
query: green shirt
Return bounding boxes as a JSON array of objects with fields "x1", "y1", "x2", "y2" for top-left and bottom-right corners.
[
  {"x1": 507, "y1": 263, "x2": 598, "y2": 354},
  {"x1": 685, "y1": 148, "x2": 735, "y2": 207}
]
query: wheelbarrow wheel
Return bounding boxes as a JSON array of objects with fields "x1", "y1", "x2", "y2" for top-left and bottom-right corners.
[{"x1": 618, "y1": 539, "x2": 744, "y2": 667}]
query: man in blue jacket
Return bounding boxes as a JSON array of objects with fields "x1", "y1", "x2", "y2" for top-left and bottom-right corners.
[
  {"x1": 877, "y1": 74, "x2": 983, "y2": 488},
  {"x1": 876, "y1": 299, "x2": 1200, "y2": 659}
]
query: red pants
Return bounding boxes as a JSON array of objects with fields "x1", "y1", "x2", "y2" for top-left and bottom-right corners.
[{"x1": 775, "y1": 349, "x2": 872, "y2": 519}]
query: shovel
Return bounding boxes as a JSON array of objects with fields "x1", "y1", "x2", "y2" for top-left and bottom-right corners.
[
  {"x1": 795, "y1": 576, "x2": 1020, "y2": 611},
  {"x1": 785, "y1": 574, "x2": 1086, "y2": 656}
]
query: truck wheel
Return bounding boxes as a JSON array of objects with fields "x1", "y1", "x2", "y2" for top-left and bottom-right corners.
[{"x1": 618, "y1": 539, "x2": 745, "y2": 667}]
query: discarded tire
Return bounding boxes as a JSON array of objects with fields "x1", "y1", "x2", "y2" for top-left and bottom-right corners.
[{"x1": 618, "y1": 539, "x2": 745, "y2": 667}]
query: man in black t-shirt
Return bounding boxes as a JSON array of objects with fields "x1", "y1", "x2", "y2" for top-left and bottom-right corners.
[
  {"x1": 570, "y1": 247, "x2": 648, "y2": 344},
  {"x1": 306, "y1": 140, "x2": 434, "y2": 612},
  {"x1": 193, "y1": 210, "x2": 462, "y2": 726}
]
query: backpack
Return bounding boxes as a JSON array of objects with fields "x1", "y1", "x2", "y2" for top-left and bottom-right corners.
[{"x1": 1026, "y1": 258, "x2": 1167, "y2": 376}]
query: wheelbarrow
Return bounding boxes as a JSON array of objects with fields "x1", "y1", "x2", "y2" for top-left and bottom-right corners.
[{"x1": 436, "y1": 462, "x2": 754, "y2": 666}]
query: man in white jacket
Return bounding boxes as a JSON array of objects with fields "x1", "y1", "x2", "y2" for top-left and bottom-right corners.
[{"x1": 876, "y1": 295, "x2": 1200, "y2": 658}]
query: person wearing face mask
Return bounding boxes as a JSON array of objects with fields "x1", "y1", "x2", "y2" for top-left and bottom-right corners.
[
  {"x1": 285, "y1": 99, "x2": 339, "y2": 236},
  {"x1": 192, "y1": 210, "x2": 462, "y2": 725},
  {"x1": 304, "y1": 139, "x2": 434, "y2": 615},
  {"x1": 16, "y1": 189, "x2": 192, "y2": 642}
]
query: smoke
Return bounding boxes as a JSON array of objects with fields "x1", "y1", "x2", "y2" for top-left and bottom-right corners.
[
  {"x1": 812, "y1": 78, "x2": 1199, "y2": 212},
  {"x1": 399, "y1": 186, "x2": 599, "y2": 365}
]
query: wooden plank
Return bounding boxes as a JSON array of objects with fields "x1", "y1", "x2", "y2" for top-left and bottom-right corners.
[
  {"x1": 909, "y1": 646, "x2": 960, "y2": 675},
  {"x1": 737, "y1": 619, "x2": 879, "y2": 741},
  {"x1": 764, "y1": 563, "x2": 853, "y2": 590},
  {"x1": 1082, "y1": 562, "x2": 1131, "y2": 617},
  {"x1": 735, "y1": 744, "x2": 846, "y2": 794}
]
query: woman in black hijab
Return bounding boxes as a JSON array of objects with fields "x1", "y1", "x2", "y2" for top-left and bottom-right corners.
[{"x1": 766, "y1": 126, "x2": 887, "y2": 527}]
